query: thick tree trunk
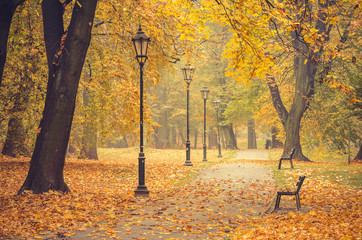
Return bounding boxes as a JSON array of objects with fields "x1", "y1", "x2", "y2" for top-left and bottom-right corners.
[
  {"x1": 247, "y1": 119, "x2": 257, "y2": 149},
  {"x1": 353, "y1": 143, "x2": 362, "y2": 161},
  {"x1": 18, "y1": 0, "x2": 98, "y2": 194},
  {"x1": 222, "y1": 123, "x2": 237, "y2": 149},
  {"x1": 282, "y1": 29, "x2": 316, "y2": 161},
  {"x1": 0, "y1": 0, "x2": 25, "y2": 85},
  {"x1": 266, "y1": 1, "x2": 333, "y2": 161},
  {"x1": 267, "y1": 55, "x2": 314, "y2": 161}
]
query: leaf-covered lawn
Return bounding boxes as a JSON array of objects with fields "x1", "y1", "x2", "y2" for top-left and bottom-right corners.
[
  {"x1": 0, "y1": 148, "x2": 361, "y2": 239},
  {"x1": 233, "y1": 159, "x2": 362, "y2": 240},
  {"x1": 0, "y1": 148, "x2": 226, "y2": 238}
]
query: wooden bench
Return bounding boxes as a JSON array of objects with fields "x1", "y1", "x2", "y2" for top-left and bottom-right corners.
[
  {"x1": 274, "y1": 175, "x2": 306, "y2": 211},
  {"x1": 278, "y1": 148, "x2": 295, "y2": 169}
]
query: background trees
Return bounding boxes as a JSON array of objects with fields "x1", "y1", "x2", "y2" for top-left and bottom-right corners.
[
  {"x1": 204, "y1": 0, "x2": 360, "y2": 160},
  {"x1": 0, "y1": 0, "x2": 360, "y2": 195}
]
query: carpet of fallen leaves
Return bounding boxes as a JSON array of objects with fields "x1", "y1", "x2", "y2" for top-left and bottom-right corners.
[
  {"x1": 0, "y1": 148, "x2": 223, "y2": 239},
  {"x1": 231, "y1": 162, "x2": 362, "y2": 240},
  {"x1": 0, "y1": 148, "x2": 361, "y2": 239}
]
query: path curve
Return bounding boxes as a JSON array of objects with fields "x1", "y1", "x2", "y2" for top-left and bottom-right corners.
[{"x1": 59, "y1": 151, "x2": 276, "y2": 240}]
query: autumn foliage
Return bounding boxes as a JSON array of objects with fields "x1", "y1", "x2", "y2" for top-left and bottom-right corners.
[{"x1": 1, "y1": 148, "x2": 361, "y2": 239}]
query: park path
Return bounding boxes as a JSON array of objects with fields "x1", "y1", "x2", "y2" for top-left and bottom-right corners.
[
  {"x1": 235, "y1": 149, "x2": 269, "y2": 160},
  {"x1": 65, "y1": 150, "x2": 276, "y2": 239}
]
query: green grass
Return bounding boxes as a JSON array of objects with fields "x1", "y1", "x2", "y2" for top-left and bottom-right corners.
[
  {"x1": 98, "y1": 146, "x2": 361, "y2": 189},
  {"x1": 319, "y1": 170, "x2": 362, "y2": 187}
]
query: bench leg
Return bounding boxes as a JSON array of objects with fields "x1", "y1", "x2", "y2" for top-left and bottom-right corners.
[
  {"x1": 275, "y1": 194, "x2": 281, "y2": 210},
  {"x1": 295, "y1": 193, "x2": 300, "y2": 210},
  {"x1": 278, "y1": 159, "x2": 282, "y2": 170},
  {"x1": 290, "y1": 159, "x2": 294, "y2": 169}
]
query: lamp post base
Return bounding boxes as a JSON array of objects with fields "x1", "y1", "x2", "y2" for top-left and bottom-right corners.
[
  {"x1": 184, "y1": 161, "x2": 193, "y2": 166},
  {"x1": 203, "y1": 144, "x2": 207, "y2": 162},
  {"x1": 218, "y1": 154, "x2": 223, "y2": 158},
  {"x1": 184, "y1": 141, "x2": 192, "y2": 166},
  {"x1": 134, "y1": 185, "x2": 149, "y2": 197}
]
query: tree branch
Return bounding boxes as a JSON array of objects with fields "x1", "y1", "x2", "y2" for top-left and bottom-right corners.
[{"x1": 266, "y1": 75, "x2": 288, "y2": 128}]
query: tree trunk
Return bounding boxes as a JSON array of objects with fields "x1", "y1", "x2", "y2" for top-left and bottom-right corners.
[
  {"x1": 247, "y1": 119, "x2": 257, "y2": 149},
  {"x1": 79, "y1": 88, "x2": 98, "y2": 160},
  {"x1": 1, "y1": 117, "x2": 29, "y2": 157},
  {"x1": 179, "y1": 129, "x2": 185, "y2": 147},
  {"x1": 0, "y1": 0, "x2": 25, "y2": 85},
  {"x1": 153, "y1": 126, "x2": 160, "y2": 148},
  {"x1": 282, "y1": 32, "x2": 316, "y2": 161},
  {"x1": 79, "y1": 63, "x2": 98, "y2": 159},
  {"x1": 208, "y1": 127, "x2": 217, "y2": 149},
  {"x1": 2, "y1": 81, "x2": 31, "y2": 157},
  {"x1": 194, "y1": 129, "x2": 198, "y2": 149},
  {"x1": 221, "y1": 131, "x2": 226, "y2": 149},
  {"x1": 121, "y1": 135, "x2": 128, "y2": 148},
  {"x1": 2, "y1": 23, "x2": 38, "y2": 157},
  {"x1": 266, "y1": 1, "x2": 333, "y2": 161},
  {"x1": 18, "y1": 0, "x2": 98, "y2": 194},
  {"x1": 271, "y1": 126, "x2": 283, "y2": 148},
  {"x1": 171, "y1": 127, "x2": 176, "y2": 148},
  {"x1": 354, "y1": 143, "x2": 362, "y2": 161},
  {"x1": 222, "y1": 123, "x2": 237, "y2": 149}
]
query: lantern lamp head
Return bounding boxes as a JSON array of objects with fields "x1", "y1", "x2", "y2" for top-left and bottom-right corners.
[
  {"x1": 132, "y1": 24, "x2": 151, "y2": 64},
  {"x1": 213, "y1": 99, "x2": 220, "y2": 110},
  {"x1": 200, "y1": 86, "x2": 209, "y2": 100},
  {"x1": 181, "y1": 63, "x2": 195, "y2": 84}
]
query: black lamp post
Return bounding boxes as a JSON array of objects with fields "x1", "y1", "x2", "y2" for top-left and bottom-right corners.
[
  {"x1": 182, "y1": 63, "x2": 195, "y2": 166},
  {"x1": 214, "y1": 99, "x2": 223, "y2": 158},
  {"x1": 201, "y1": 86, "x2": 209, "y2": 162},
  {"x1": 132, "y1": 24, "x2": 151, "y2": 196}
]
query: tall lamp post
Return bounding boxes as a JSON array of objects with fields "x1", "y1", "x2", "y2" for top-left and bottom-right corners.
[
  {"x1": 182, "y1": 64, "x2": 195, "y2": 166},
  {"x1": 201, "y1": 86, "x2": 209, "y2": 162},
  {"x1": 214, "y1": 99, "x2": 223, "y2": 158},
  {"x1": 132, "y1": 25, "x2": 151, "y2": 196}
]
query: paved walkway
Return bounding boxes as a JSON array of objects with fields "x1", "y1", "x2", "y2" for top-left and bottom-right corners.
[
  {"x1": 235, "y1": 149, "x2": 269, "y2": 160},
  {"x1": 59, "y1": 150, "x2": 276, "y2": 239}
]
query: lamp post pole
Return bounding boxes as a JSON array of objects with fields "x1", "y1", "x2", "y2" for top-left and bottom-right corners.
[
  {"x1": 135, "y1": 62, "x2": 149, "y2": 196},
  {"x1": 201, "y1": 86, "x2": 209, "y2": 162},
  {"x1": 185, "y1": 82, "x2": 192, "y2": 166},
  {"x1": 182, "y1": 64, "x2": 195, "y2": 166},
  {"x1": 132, "y1": 25, "x2": 150, "y2": 196},
  {"x1": 214, "y1": 99, "x2": 223, "y2": 158},
  {"x1": 203, "y1": 97, "x2": 207, "y2": 161}
]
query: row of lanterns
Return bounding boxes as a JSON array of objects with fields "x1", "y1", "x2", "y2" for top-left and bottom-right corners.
[{"x1": 132, "y1": 25, "x2": 223, "y2": 197}]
